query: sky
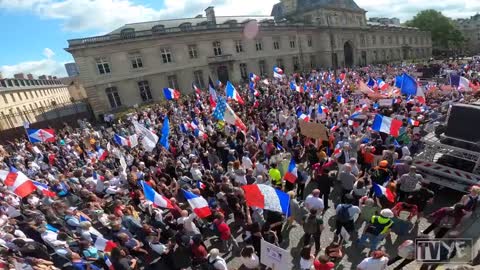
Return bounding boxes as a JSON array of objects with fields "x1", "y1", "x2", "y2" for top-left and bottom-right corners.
[{"x1": 0, "y1": 0, "x2": 479, "y2": 78}]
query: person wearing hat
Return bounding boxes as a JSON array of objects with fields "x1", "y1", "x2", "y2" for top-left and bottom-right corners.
[
  {"x1": 207, "y1": 248, "x2": 228, "y2": 270},
  {"x1": 357, "y1": 209, "x2": 394, "y2": 250},
  {"x1": 368, "y1": 160, "x2": 393, "y2": 186},
  {"x1": 397, "y1": 166, "x2": 423, "y2": 202}
]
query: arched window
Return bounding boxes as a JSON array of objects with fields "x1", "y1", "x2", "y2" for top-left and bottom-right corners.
[
  {"x1": 105, "y1": 86, "x2": 122, "y2": 108},
  {"x1": 179, "y1": 22, "x2": 192, "y2": 31},
  {"x1": 152, "y1": 25, "x2": 165, "y2": 33}
]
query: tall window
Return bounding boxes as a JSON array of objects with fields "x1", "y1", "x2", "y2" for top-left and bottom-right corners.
[
  {"x1": 310, "y1": 55, "x2": 316, "y2": 69},
  {"x1": 289, "y1": 37, "x2": 296, "y2": 49},
  {"x1": 388, "y1": 36, "x2": 392, "y2": 45},
  {"x1": 96, "y1": 57, "x2": 111, "y2": 74},
  {"x1": 276, "y1": 58, "x2": 284, "y2": 69},
  {"x1": 409, "y1": 37, "x2": 413, "y2": 44},
  {"x1": 293, "y1": 56, "x2": 300, "y2": 71},
  {"x1": 167, "y1": 75, "x2": 179, "y2": 89},
  {"x1": 235, "y1": 40, "x2": 243, "y2": 53},
  {"x1": 380, "y1": 36, "x2": 385, "y2": 45},
  {"x1": 10, "y1": 93, "x2": 15, "y2": 102},
  {"x1": 258, "y1": 60, "x2": 266, "y2": 77},
  {"x1": 18, "y1": 93, "x2": 22, "y2": 101},
  {"x1": 239, "y1": 63, "x2": 248, "y2": 80},
  {"x1": 255, "y1": 40, "x2": 263, "y2": 51},
  {"x1": 188, "y1": 45, "x2": 198, "y2": 59},
  {"x1": 130, "y1": 53, "x2": 143, "y2": 69},
  {"x1": 273, "y1": 39, "x2": 280, "y2": 50},
  {"x1": 193, "y1": 70, "x2": 205, "y2": 88},
  {"x1": 307, "y1": 36, "x2": 313, "y2": 47},
  {"x1": 360, "y1": 34, "x2": 366, "y2": 46},
  {"x1": 138, "y1": 81, "x2": 152, "y2": 102},
  {"x1": 213, "y1": 41, "x2": 222, "y2": 56},
  {"x1": 396, "y1": 36, "x2": 399, "y2": 44},
  {"x1": 1, "y1": 94, "x2": 7, "y2": 104},
  {"x1": 161, "y1": 48, "x2": 173, "y2": 63},
  {"x1": 372, "y1": 35, "x2": 376, "y2": 45},
  {"x1": 105, "y1": 87, "x2": 122, "y2": 108}
]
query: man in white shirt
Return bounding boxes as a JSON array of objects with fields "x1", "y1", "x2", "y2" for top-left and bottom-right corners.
[
  {"x1": 190, "y1": 163, "x2": 203, "y2": 181},
  {"x1": 177, "y1": 210, "x2": 200, "y2": 236},
  {"x1": 242, "y1": 153, "x2": 253, "y2": 170},
  {"x1": 305, "y1": 189, "x2": 324, "y2": 213},
  {"x1": 357, "y1": 250, "x2": 388, "y2": 270},
  {"x1": 208, "y1": 248, "x2": 228, "y2": 270}
]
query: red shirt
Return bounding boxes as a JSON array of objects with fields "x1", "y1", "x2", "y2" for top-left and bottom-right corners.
[
  {"x1": 214, "y1": 219, "x2": 231, "y2": 240},
  {"x1": 313, "y1": 260, "x2": 335, "y2": 270},
  {"x1": 191, "y1": 243, "x2": 208, "y2": 259}
]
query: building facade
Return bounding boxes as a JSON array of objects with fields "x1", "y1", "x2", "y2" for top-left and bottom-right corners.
[
  {"x1": 0, "y1": 77, "x2": 72, "y2": 130},
  {"x1": 455, "y1": 14, "x2": 480, "y2": 55},
  {"x1": 66, "y1": 0, "x2": 432, "y2": 117},
  {"x1": 65, "y1": 62, "x2": 80, "y2": 77}
]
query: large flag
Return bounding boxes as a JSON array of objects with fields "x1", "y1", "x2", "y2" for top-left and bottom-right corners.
[
  {"x1": 395, "y1": 75, "x2": 403, "y2": 88},
  {"x1": 273, "y1": 66, "x2": 284, "y2": 79},
  {"x1": 27, "y1": 129, "x2": 55, "y2": 143},
  {"x1": 290, "y1": 81, "x2": 301, "y2": 92},
  {"x1": 283, "y1": 158, "x2": 298, "y2": 184},
  {"x1": 94, "y1": 237, "x2": 117, "y2": 253},
  {"x1": 249, "y1": 72, "x2": 260, "y2": 82},
  {"x1": 372, "y1": 183, "x2": 395, "y2": 202},
  {"x1": 141, "y1": 180, "x2": 173, "y2": 209},
  {"x1": 113, "y1": 134, "x2": 131, "y2": 147},
  {"x1": 399, "y1": 73, "x2": 417, "y2": 95},
  {"x1": 182, "y1": 189, "x2": 211, "y2": 218},
  {"x1": 133, "y1": 121, "x2": 159, "y2": 152},
  {"x1": 212, "y1": 97, "x2": 247, "y2": 132},
  {"x1": 367, "y1": 77, "x2": 376, "y2": 88},
  {"x1": 163, "y1": 87, "x2": 180, "y2": 100},
  {"x1": 225, "y1": 81, "x2": 245, "y2": 105},
  {"x1": 159, "y1": 116, "x2": 170, "y2": 150},
  {"x1": 416, "y1": 85, "x2": 426, "y2": 104},
  {"x1": 241, "y1": 184, "x2": 290, "y2": 215},
  {"x1": 32, "y1": 181, "x2": 56, "y2": 197},
  {"x1": 0, "y1": 167, "x2": 36, "y2": 198},
  {"x1": 376, "y1": 78, "x2": 388, "y2": 91},
  {"x1": 372, "y1": 114, "x2": 402, "y2": 137},
  {"x1": 208, "y1": 77, "x2": 217, "y2": 108},
  {"x1": 459, "y1": 76, "x2": 471, "y2": 91}
]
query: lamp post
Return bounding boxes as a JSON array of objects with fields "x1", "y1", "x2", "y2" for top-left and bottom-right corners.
[{"x1": 325, "y1": 14, "x2": 337, "y2": 76}]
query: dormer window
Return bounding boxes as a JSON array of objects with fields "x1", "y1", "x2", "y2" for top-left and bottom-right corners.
[{"x1": 120, "y1": 28, "x2": 135, "y2": 39}]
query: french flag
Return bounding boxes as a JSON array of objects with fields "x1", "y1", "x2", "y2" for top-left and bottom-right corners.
[
  {"x1": 276, "y1": 142, "x2": 284, "y2": 151},
  {"x1": 141, "y1": 180, "x2": 173, "y2": 209},
  {"x1": 249, "y1": 72, "x2": 260, "y2": 82},
  {"x1": 333, "y1": 144, "x2": 342, "y2": 156},
  {"x1": 408, "y1": 118, "x2": 420, "y2": 126},
  {"x1": 372, "y1": 114, "x2": 403, "y2": 137},
  {"x1": 330, "y1": 124, "x2": 339, "y2": 132},
  {"x1": 0, "y1": 167, "x2": 36, "y2": 198},
  {"x1": 226, "y1": 81, "x2": 245, "y2": 105},
  {"x1": 96, "y1": 147, "x2": 108, "y2": 161},
  {"x1": 208, "y1": 77, "x2": 217, "y2": 108},
  {"x1": 297, "y1": 112, "x2": 310, "y2": 122},
  {"x1": 113, "y1": 134, "x2": 131, "y2": 147},
  {"x1": 249, "y1": 81, "x2": 260, "y2": 97},
  {"x1": 318, "y1": 105, "x2": 329, "y2": 114},
  {"x1": 377, "y1": 78, "x2": 389, "y2": 91},
  {"x1": 94, "y1": 237, "x2": 117, "y2": 253},
  {"x1": 290, "y1": 81, "x2": 301, "y2": 92},
  {"x1": 180, "y1": 123, "x2": 191, "y2": 133},
  {"x1": 283, "y1": 158, "x2": 298, "y2": 184},
  {"x1": 27, "y1": 128, "x2": 56, "y2": 143},
  {"x1": 194, "y1": 129, "x2": 208, "y2": 140},
  {"x1": 336, "y1": 95, "x2": 346, "y2": 104},
  {"x1": 183, "y1": 189, "x2": 211, "y2": 218},
  {"x1": 196, "y1": 180, "x2": 206, "y2": 190},
  {"x1": 192, "y1": 83, "x2": 202, "y2": 99},
  {"x1": 373, "y1": 183, "x2": 395, "y2": 202},
  {"x1": 105, "y1": 255, "x2": 114, "y2": 270},
  {"x1": 32, "y1": 181, "x2": 56, "y2": 197},
  {"x1": 241, "y1": 184, "x2": 290, "y2": 215},
  {"x1": 163, "y1": 87, "x2": 180, "y2": 100},
  {"x1": 273, "y1": 66, "x2": 284, "y2": 79},
  {"x1": 367, "y1": 77, "x2": 376, "y2": 88}
]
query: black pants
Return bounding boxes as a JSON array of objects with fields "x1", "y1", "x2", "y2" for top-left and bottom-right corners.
[
  {"x1": 320, "y1": 191, "x2": 330, "y2": 209},
  {"x1": 388, "y1": 256, "x2": 414, "y2": 270},
  {"x1": 335, "y1": 220, "x2": 355, "y2": 236},
  {"x1": 297, "y1": 183, "x2": 305, "y2": 200},
  {"x1": 397, "y1": 190, "x2": 411, "y2": 202},
  {"x1": 304, "y1": 232, "x2": 321, "y2": 251},
  {"x1": 341, "y1": 188, "x2": 352, "y2": 203},
  {"x1": 423, "y1": 223, "x2": 450, "y2": 238}
]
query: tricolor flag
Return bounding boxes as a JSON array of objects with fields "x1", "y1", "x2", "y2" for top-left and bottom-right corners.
[
  {"x1": 194, "y1": 129, "x2": 208, "y2": 140},
  {"x1": 297, "y1": 112, "x2": 310, "y2": 122},
  {"x1": 283, "y1": 158, "x2": 298, "y2": 184},
  {"x1": 212, "y1": 97, "x2": 247, "y2": 132},
  {"x1": 290, "y1": 81, "x2": 301, "y2": 92},
  {"x1": 32, "y1": 181, "x2": 56, "y2": 197},
  {"x1": 273, "y1": 66, "x2": 284, "y2": 79},
  {"x1": 94, "y1": 237, "x2": 117, "y2": 253},
  {"x1": 196, "y1": 180, "x2": 206, "y2": 190},
  {"x1": 318, "y1": 105, "x2": 329, "y2": 114},
  {"x1": 113, "y1": 134, "x2": 131, "y2": 147},
  {"x1": 225, "y1": 81, "x2": 245, "y2": 105},
  {"x1": 367, "y1": 77, "x2": 376, "y2": 88},
  {"x1": 105, "y1": 255, "x2": 114, "y2": 270},
  {"x1": 249, "y1": 81, "x2": 260, "y2": 97},
  {"x1": 208, "y1": 77, "x2": 217, "y2": 108},
  {"x1": 249, "y1": 72, "x2": 260, "y2": 82},
  {"x1": 96, "y1": 147, "x2": 108, "y2": 161},
  {"x1": 416, "y1": 85, "x2": 426, "y2": 104},
  {"x1": 336, "y1": 95, "x2": 346, "y2": 104},
  {"x1": 141, "y1": 180, "x2": 173, "y2": 209},
  {"x1": 27, "y1": 129, "x2": 55, "y2": 143},
  {"x1": 163, "y1": 87, "x2": 180, "y2": 100},
  {"x1": 372, "y1": 183, "x2": 395, "y2": 202},
  {"x1": 372, "y1": 114, "x2": 402, "y2": 137},
  {"x1": 408, "y1": 118, "x2": 420, "y2": 126},
  {"x1": 183, "y1": 189, "x2": 212, "y2": 218},
  {"x1": 192, "y1": 83, "x2": 202, "y2": 99},
  {"x1": 241, "y1": 184, "x2": 290, "y2": 215},
  {"x1": 330, "y1": 124, "x2": 339, "y2": 132},
  {"x1": 0, "y1": 167, "x2": 37, "y2": 198},
  {"x1": 377, "y1": 78, "x2": 388, "y2": 91}
]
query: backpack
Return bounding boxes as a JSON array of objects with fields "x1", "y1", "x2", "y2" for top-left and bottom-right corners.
[{"x1": 337, "y1": 204, "x2": 352, "y2": 222}]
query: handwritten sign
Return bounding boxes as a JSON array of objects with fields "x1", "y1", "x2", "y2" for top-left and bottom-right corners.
[
  {"x1": 260, "y1": 239, "x2": 291, "y2": 270},
  {"x1": 299, "y1": 121, "x2": 329, "y2": 141}
]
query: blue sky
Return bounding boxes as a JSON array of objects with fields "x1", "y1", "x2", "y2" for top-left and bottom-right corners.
[{"x1": 0, "y1": 0, "x2": 478, "y2": 78}]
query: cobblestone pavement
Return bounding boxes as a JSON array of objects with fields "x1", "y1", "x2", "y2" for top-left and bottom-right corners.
[{"x1": 212, "y1": 184, "x2": 473, "y2": 270}]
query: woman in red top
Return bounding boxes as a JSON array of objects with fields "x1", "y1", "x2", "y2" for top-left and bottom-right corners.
[
  {"x1": 213, "y1": 213, "x2": 238, "y2": 252},
  {"x1": 313, "y1": 255, "x2": 335, "y2": 270}
]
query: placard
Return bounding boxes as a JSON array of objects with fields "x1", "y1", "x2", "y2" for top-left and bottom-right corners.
[
  {"x1": 260, "y1": 239, "x2": 291, "y2": 270},
  {"x1": 378, "y1": 99, "x2": 393, "y2": 107},
  {"x1": 299, "y1": 121, "x2": 329, "y2": 141}
]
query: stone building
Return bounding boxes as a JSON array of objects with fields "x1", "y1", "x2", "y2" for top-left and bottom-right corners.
[
  {"x1": 0, "y1": 76, "x2": 72, "y2": 130},
  {"x1": 66, "y1": 0, "x2": 431, "y2": 117},
  {"x1": 455, "y1": 14, "x2": 480, "y2": 55}
]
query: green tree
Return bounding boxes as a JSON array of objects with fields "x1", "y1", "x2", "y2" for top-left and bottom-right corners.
[{"x1": 405, "y1": 9, "x2": 464, "y2": 51}]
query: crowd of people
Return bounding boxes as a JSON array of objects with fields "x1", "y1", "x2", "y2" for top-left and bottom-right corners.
[{"x1": 0, "y1": 59, "x2": 479, "y2": 270}]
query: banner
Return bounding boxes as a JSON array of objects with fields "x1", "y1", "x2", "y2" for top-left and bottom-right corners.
[
  {"x1": 378, "y1": 99, "x2": 393, "y2": 107},
  {"x1": 260, "y1": 239, "x2": 291, "y2": 270},
  {"x1": 299, "y1": 121, "x2": 329, "y2": 141}
]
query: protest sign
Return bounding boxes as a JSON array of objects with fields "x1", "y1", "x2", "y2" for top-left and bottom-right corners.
[
  {"x1": 260, "y1": 239, "x2": 291, "y2": 270},
  {"x1": 299, "y1": 121, "x2": 329, "y2": 141},
  {"x1": 378, "y1": 99, "x2": 393, "y2": 107}
]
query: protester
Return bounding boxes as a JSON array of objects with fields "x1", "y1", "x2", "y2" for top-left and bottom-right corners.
[
  {"x1": 357, "y1": 209, "x2": 394, "y2": 250},
  {"x1": 357, "y1": 250, "x2": 389, "y2": 270}
]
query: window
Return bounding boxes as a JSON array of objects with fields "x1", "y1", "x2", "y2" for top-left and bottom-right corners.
[
  {"x1": 239, "y1": 63, "x2": 248, "y2": 80},
  {"x1": 255, "y1": 40, "x2": 263, "y2": 51},
  {"x1": 138, "y1": 80, "x2": 152, "y2": 102},
  {"x1": 273, "y1": 39, "x2": 280, "y2": 50},
  {"x1": 289, "y1": 37, "x2": 296, "y2": 49},
  {"x1": 307, "y1": 36, "x2": 313, "y2": 47},
  {"x1": 20, "y1": 80, "x2": 25, "y2": 87},
  {"x1": 14, "y1": 80, "x2": 20, "y2": 87},
  {"x1": 167, "y1": 75, "x2": 179, "y2": 89},
  {"x1": 388, "y1": 36, "x2": 392, "y2": 45},
  {"x1": 7, "y1": 80, "x2": 13, "y2": 87},
  {"x1": 96, "y1": 57, "x2": 111, "y2": 74},
  {"x1": 409, "y1": 37, "x2": 413, "y2": 44},
  {"x1": 130, "y1": 53, "x2": 143, "y2": 69},
  {"x1": 310, "y1": 55, "x2": 316, "y2": 69},
  {"x1": 35, "y1": 91, "x2": 39, "y2": 97},
  {"x1": 293, "y1": 56, "x2": 300, "y2": 71},
  {"x1": 1, "y1": 94, "x2": 7, "y2": 104},
  {"x1": 235, "y1": 40, "x2": 243, "y2": 53},
  {"x1": 29, "y1": 92, "x2": 33, "y2": 99},
  {"x1": 259, "y1": 60, "x2": 266, "y2": 77},
  {"x1": 276, "y1": 58, "x2": 284, "y2": 69},
  {"x1": 403, "y1": 36, "x2": 406, "y2": 44},
  {"x1": 25, "y1": 80, "x2": 30, "y2": 86},
  {"x1": 23, "y1": 92, "x2": 28, "y2": 99},
  {"x1": 213, "y1": 41, "x2": 222, "y2": 56},
  {"x1": 188, "y1": 45, "x2": 198, "y2": 59},
  {"x1": 380, "y1": 36, "x2": 385, "y2": 45},
  {"x1": 106, "y1": 87, "x2": 122, "y2": 108},
  {"x1": 373, "y1": 50, "x2": 378, "y2": 61},
  {"x1": 372, "y1": 35, "x2": 377, "y2": 45},
  {"x1": 18, "y1": 93, "x2": 22, "y2": 101},
  {"x1": 193, "y1": 70, "x2": 205, "y2": 88},
  {"x1": 360, "y1": 34, "x2": 366, "y2": 46},
  {"x1": 161, "y1": 48, "x2": 173, "y2": 63},
  {"x1": 9, "y1": 93, "x2": 15, "y2": 102},
  {"x1": 396, "y1": 36, "x2": 399, "y2": 44},
  {"x1": 415, "y1": 36, "x2": 418, "y2": 44},
  {"x1": 0, "y1": 80, "x2": 5, "y2": 87}
]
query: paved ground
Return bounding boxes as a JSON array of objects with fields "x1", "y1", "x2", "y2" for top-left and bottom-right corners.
[{"x1": 214, "y1": 183, "x2": 478, "y2": 270}]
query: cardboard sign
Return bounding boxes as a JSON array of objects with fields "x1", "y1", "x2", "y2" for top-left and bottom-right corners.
[
  {"x1": 378, "y1": 99, "x2": 393, "y2": 107},
  {"x1": 299, "y1": 121, "x2": 329, "y2": 141},
  {"x1": 260, "y1": 239, "x2": 291, "y2": 270}
]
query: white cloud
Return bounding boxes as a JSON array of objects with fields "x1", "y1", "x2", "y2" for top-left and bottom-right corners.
[{"x1": 0, "y1": 49, "x2": 66, "y2": 78}]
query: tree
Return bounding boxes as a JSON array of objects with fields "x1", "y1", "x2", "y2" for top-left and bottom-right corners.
[{"x1": 405, "y1": 10, "x2": 464, "y2": 52}]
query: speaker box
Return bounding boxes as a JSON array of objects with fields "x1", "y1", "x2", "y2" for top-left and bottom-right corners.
[{"x1": 445, "y1": 104, "x2": 480, "y2": 143}]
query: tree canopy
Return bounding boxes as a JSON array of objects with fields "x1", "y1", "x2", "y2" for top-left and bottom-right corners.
[{"x1": 405, "y1": 9, "x2": 464, "y2": 50}]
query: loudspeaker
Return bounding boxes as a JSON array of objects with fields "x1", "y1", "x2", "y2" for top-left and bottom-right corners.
[{"x1": 445, "y1": 104, "x2": 480, "y2": 143}]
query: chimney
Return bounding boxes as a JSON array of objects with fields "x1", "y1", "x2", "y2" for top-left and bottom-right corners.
[
  {"x1": 14, "y1": 73, "x2": 25, "y2": 79},
  {"x1": 27, "y1": 74, "x2": 34, "y2": 80},
  {"x1": 48, "y1": 75, "x2": 52, "y2": 80},
  {"x1": 38, "y1": 75, "x2": 47, "y2": 80},
  {"x1": 205, "y1": 6, "x2": 216, "y2": 26}
]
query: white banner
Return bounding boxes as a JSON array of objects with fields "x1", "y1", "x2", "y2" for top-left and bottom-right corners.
[{"x1": 260, "y1": 239, "x2": 291, "y2": 270}]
